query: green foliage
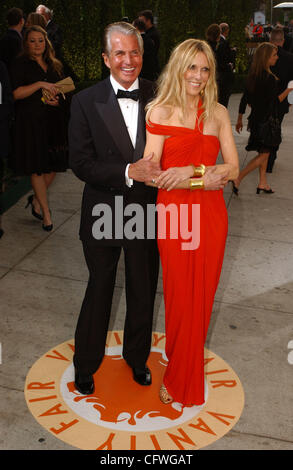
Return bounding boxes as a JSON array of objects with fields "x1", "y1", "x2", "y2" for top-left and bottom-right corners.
[{"x1": 0, "y1": 0, "x2": 257, "y2": 81}]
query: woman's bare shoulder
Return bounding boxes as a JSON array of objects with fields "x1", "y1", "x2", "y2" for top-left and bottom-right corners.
[
  {"x1": 149, "y1": 105, "x2": 173, "y2": 124},
  {"x1": 214, "y1": 102, "x2": 229, "y2": 118},
  {"x1": 213, "y1": 102, "x2": 232, "y2": 126}
]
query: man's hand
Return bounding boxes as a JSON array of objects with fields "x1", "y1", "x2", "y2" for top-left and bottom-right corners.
[
  {"x1": 128, "y1": 153, "x2": 162, "y2": 183},
  {"x1": 155, "y1": 166, "x2": 193, "y2": 190},
  {"x1": 203, "y1": 167, "x2": 229, "y2": 191}
]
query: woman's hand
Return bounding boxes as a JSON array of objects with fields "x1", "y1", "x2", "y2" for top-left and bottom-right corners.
[
  {"x1": 46, "y1": 95, "x2": 60, "y2": 106},
  {"x1": 155, "y1": 166, "x2": 193, "y2": 191},
  {"x1": 39, "y1": 81, "x2": 59, "y2": 97},
  {"x1": 202, "y1": 166, "x2": 230, "y2": 191}
]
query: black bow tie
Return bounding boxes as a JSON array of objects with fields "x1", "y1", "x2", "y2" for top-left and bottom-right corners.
[{"x1": 116, "y1": 89, "x2": 140, "y2": 101}]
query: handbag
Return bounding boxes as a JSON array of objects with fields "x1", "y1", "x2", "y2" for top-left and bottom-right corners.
[{"x1": 41, "y1": 76, "x2": 75, "y2": 103}]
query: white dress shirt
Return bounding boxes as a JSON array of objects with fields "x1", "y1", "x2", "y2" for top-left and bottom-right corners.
[{"x1": 110, "y1": 75, "x2": 140, "y2": 187}]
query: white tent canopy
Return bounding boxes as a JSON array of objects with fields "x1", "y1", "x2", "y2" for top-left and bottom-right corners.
[{"x1": 273, "y1": 2, "x2": 293, "y2": 8}]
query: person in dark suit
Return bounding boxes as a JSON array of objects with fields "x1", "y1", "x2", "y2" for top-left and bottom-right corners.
[
  {"x1": 133, "y1": 18, "x2": 159, "y2": 81},
  {"x1": 0, "y1": 8, "x2": 24, "y2": 69},
  {"x1": 283, "y1": 26, "x2": 293, "y2": 53},
  {"x1": 36, "y1": 4, "x2": 63, "y2": 60},
  {"x1": 69, "y1": 22, "x2": 161, "y2": 395},
  {"x1": 0, "y1": 60, "x2": 14, "y2": 238},
  {"x1": 138, "y1": 10, "x2": 160, "y2": 56},
  {"x1": 267, "y1": 27, "x2": 293, "y2": 172},
  {"x1": 217, "y1": 23, "x2": 236, "y2": 108}
]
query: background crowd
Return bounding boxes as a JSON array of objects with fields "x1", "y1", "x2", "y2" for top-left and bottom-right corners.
[{"x1": 0, "y1": 4, "x2": 293, "y2": 237}]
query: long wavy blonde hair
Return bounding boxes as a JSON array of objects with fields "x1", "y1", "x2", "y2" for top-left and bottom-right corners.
[{"x1": 146, "y1": 38, "x2": 218, "y2": 127}]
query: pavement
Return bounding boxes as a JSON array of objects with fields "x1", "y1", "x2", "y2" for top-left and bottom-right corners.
[{"x1": 0, "y1": 93, "x2": 292, "y2": 451}]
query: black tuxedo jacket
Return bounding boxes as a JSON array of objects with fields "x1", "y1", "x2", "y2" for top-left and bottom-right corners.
[
  {"x1": 46, "y1": 20, "x2": 63, "y2": 59},
  {"x1": 217, "y1": 37, "x2": 235, "y2": 77},
  {"x1": 69, "y1": 77, "x2": 157, "y2": 246}
]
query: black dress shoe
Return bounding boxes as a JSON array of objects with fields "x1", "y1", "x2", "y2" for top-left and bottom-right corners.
[
  {"x1": 132, "y1": 366, "x2": 152, "y2": 386},
  {"x1": 74, "y1": 368, "x2": 94, "y2": 395}
]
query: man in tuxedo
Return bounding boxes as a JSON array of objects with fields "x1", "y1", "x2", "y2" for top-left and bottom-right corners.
[
  {"x1": 217, "y1": 23, "x2": 236, "y2": 108},
  {"x1": 267, "y1": 27, "x2": 293, "y2": 172},
  {"x1": 36, "y1": 4, "x2": 63, "y2": 60},
  {"x1": 0, "y1": 8, "x2": 24, "y2": 69},
  {"x1": 68, "y1": 22, "x2": 161, "y2": 395}
]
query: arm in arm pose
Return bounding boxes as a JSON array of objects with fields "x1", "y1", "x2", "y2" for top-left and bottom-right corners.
[{"x1": 144, "y1": 104, "x2": 239, "y2": 191}]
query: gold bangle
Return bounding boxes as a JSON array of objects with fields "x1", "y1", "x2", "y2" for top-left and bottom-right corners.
[
  {"x1": 191, "y1": 163, "x2": 206, "y2": 177},
  {"x1": 190, "y1": 178, "x2": 204, "y2": 190}
]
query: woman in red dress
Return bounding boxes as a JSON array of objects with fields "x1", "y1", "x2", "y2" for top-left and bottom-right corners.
[{"x1": 144, "y1": 39, "x2": 239, "y2": 406}]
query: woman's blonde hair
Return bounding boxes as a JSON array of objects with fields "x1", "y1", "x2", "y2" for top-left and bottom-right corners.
[
  {"x1": 146, "y1": 38, "x2": 218, "y2": 126},
  {"x1": 22, "y1": 25, "x2": 63, "y2": 77},
  {"x1": 247, "y1": 42, "x2": 278, "y2": 92}
]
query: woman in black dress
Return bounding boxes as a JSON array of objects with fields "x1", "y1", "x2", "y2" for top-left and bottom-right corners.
[
  {"x1": 234, "y1": 42, "x2": 293, "y2": 194},
  {"x1": 10, "y1": 25, "x2": 68, "y2": 230}
]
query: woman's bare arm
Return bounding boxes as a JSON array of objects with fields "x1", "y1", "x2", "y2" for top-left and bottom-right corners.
[{"x1": 13, "y1": 81, "x2": 58, "y2": 101}]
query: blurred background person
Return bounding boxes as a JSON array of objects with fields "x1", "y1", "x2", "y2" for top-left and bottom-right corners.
[
  {"x1": 217, "y1": 22, "x2": 236, "y2": 107},
  {"x1": 0, "y1": 8, "x2": 24, "y2": 69},
  {"x1": 9, "y1": 25, "x2": 69, "y2": 231},
  {"x1": 25, "y1": 12, "x2": 47, "y2": 31},
  {"x1": 234, "y1": 43, "x2": 293, "y2": 195},
  {"x1": 267, "y1": 27, "x2": 293, "y2": 172},
  {"x1": 36, "y1": 4, "x2": 63, "y2": 60},
  {"x1": 133, "y1": 18, "x2": 159, "y2": 81},
  {"x1": 138, "y1": 9, "x2": 160, "y2": 54},
  {"x1": 206, "y1": 24, "x2": 227, "y2": 106},
  {"x1": 0, "y1": 60, "x2": 14, "y2": 238}
]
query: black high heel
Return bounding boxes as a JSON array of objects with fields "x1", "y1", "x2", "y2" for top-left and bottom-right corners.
[
  {"x1": 256, "y1": 187, "x2": 274, "y2": 194},
  {"x1": 42, "y1": 210, "x2": 53, "y2": 232},
  {"x1": 25, "y1": 195, "x2": 43, "y2": 220},
  {"x1": 42, "y1": 223, "x2": 53, "y2": 232}
]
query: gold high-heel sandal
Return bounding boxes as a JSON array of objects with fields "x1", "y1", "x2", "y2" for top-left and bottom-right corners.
[{"x1": 159, "y1": 384, "x2": 173, "y2": 404}]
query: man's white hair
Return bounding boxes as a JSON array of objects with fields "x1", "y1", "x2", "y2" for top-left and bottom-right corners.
[
  {"x1": 103, "y1": 21, "x2": 143, "y2": 56},
  {"x1": 36, "y1": 4, "x2": 53, "y2": 18}
]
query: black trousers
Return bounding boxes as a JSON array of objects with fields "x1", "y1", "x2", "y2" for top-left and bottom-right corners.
[{"x1": 73, "y1": 240, "x2": 159, "y2": 375}]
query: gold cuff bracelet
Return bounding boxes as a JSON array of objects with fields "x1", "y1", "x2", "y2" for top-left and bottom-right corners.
[
  {"x1": 191, "y1": 163, "x2": 206, "y2": 177},
  {"x1": 190, "y1": 178, "x2": 204, "y2": 190}
]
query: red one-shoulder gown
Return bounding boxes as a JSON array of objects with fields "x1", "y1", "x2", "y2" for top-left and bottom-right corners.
[{"x1": 146, "y1": 104, "x2": 228, "y2": 405}]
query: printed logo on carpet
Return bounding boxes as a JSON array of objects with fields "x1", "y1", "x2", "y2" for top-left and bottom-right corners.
[{"x1": 24, "y1": 331, "x2": 245, "y2": 450}]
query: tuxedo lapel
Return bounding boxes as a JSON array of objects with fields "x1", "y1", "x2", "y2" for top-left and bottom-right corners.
[
  {"x1": 133, "y1": 78, "x2": 150, "y2": 162},
  {"x1": 94, "y1": 78, "x2": 134, "y2": 163},
  {"x1": 133, "y1": 97, "x2": 146, "y2": 162}
]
